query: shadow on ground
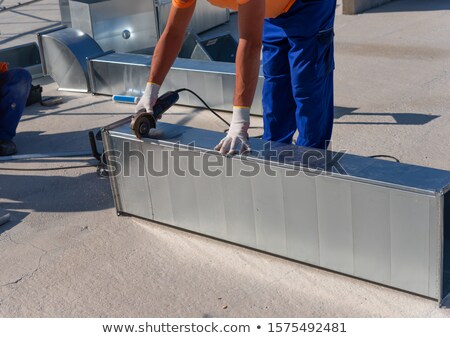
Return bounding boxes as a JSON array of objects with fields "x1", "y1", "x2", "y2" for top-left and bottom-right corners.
[
  {"x1": 12, "y1": 129, "x2": 100, "y2": 156},
  {"x1": 0, "y1": 210, "x2": 29, "y2": 236},
  {"x1": 0, "y1": 22, "x2": 61, "y2": 46},
  {"x1": 0, "y1": 171, "x2": 114, "y2": 235},
  {"x1": 21, "y1": 98, "x2": 115, "y2": 122},
  {"x1": 334, "y1": 106, "x2": 439, "y2": 125}
]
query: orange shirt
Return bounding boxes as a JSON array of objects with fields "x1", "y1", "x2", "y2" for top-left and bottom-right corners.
[
  {"x1": 172, "y1": 0, "x2": 295, "y2": 18},
  {"x1": 0, "y1": 62, "x2": 8, "y2": 74}
]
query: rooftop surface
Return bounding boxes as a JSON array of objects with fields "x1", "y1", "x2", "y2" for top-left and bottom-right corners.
[{"x1": 0, "y1": 0, "x2": 450, "y2": 317}]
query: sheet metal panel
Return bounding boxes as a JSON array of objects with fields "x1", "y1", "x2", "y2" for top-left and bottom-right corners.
[
  {"x1": 221, "y1": 158, "x2": 257, "y2": 247},
  {"x1": 59, "y1": 0, "x2": 71, "y2": 27},
  {"x1": 428, "y1": 197, "x2": 439, "y2": 298},
  {"x1": 102, "y1": 121, "x2": 450, "y2": 302},
  {"x1": 251, "y1": 167, "x2": 287, "y2": 255},
  {"x1": 443, "y1": 195, "x2": 450, "y2": 301},
  {"x1": 167, "y1": 149, "x2": 201, "y2": 232},
  {"x1": 0, "y1": 43, "x2": 42, "y2": 79},
  {"x1": 390, "y1": 191, "x2": 432, "y2": 295},
  {"x1": 282, "y1": 174, "x2": 320, "y2": 266},
  {"x1": 156, "y1": 0, "x2": 229, "y2": 36},
  {"x1": 316, "y1": 177, "x2": 354, "y2": 275},
  {"x1": 110, "y1": 137, "x2": 154, "y2": 219},
  {"x1": 144, "y1": 144, "x2": 174, "y2": 225},
  {"x1": 351, "y1": 184, "x2": 391, "y2": 284},
  {"x1": 192, "y1": 154, "x2": 228, "y2": 238},
  {"x1": 38, "y1": 27, "x2": 103, "y2": 92},
  {"x1": 88, "y1": 52, "x2": 264, "y2": 115},
  {"x1": 69, "y1": 0, "x2": 158, "y2": 53}
]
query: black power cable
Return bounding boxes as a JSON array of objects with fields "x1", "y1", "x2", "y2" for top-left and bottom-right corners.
[
  {"x1": 175, "y1": 88, "x2": 264, "y2": 137},
  {"x1": 369, "y1": 155, "x2": 400, "y2": 163},
  {"x1": 174, "y1": 88, "x2": 231, "y2": 127}
]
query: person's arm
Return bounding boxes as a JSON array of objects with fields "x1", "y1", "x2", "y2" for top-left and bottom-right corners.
[
  {"x1": 215, "y1": 0, "x2": 265, "y2": 155},
  {"x1": 149, "y1": 2, "x2": 196, "y2": 84},
  {"x1": 234, "y1": 0, "x2": 265, "y2": 107},
  {"x1": 135, "y1": 2, "x2": 196, "y2": 113}
]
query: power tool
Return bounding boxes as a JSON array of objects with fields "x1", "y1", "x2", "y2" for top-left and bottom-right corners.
[
  {"x1": 130, "y1": 88, "x2": 232, "y2": 139},
  {"x1": 130, "y1": 91, "x2": 180, "y2": 139}
]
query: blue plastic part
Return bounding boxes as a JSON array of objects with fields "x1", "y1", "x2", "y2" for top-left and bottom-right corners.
[{"x1": 112, "y1": 95, "x2": 139, "y2": 104}]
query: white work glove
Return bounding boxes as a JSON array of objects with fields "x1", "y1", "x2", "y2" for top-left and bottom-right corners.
[
  {"x1": 215, "y1": 106, "x2": 251, "y2": 155},
  {"x1": 135, "y1": 82, "x2": 160, "y2": 113}
]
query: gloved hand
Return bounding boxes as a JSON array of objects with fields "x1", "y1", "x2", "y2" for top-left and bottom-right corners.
[
  {"x1": 215, "y1": 106, "x2": 251, "y2": 155},
  {"x1": 135, "y1": 82, "x2": 160, "y2": 113}
]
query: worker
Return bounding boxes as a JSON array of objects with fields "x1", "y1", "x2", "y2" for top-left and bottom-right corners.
[
  {"x1": 0, "y1": 62, "x2": 32, "y2": 156},
  {"x1": 136, "y1": 0, "x2": 336, "y2": 154}
]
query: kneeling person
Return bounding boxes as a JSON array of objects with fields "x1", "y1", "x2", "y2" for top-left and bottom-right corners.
[{"x1": 0, "y1": 62, "x2": 32, "y2": 156}]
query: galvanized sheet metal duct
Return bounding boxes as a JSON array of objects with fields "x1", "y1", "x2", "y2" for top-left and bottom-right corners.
[
  {"x1": 102, "y1": 120, "x2": 450, "y2": 304},
  {"x1": 155, "y1": 0, "x2": 229, "y2": 36},
  {"x1": 88, "y1": 52, "x2": 264, "y2": 115},
  {"x1": 37, "y1": 26, "x2": 104, "y2": 92},
  {"x1": 69, "y1": 0, "x2": 159, "y2": 54},
  {"x1": 0, "y1": 42, "x2": 42, "y2": 79}
]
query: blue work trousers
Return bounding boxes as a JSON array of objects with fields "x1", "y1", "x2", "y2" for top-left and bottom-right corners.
[
  {"x1": 0, "y1": 68, "x2": 32, "y2": 141},
  {"x1": 262, "y1": 0, "x2": 337, "y2": 149}
]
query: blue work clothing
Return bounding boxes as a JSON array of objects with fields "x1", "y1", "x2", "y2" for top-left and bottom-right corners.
[
  {"x1": 262, "y1": 0, "x2": 336, "y2": 149},
  {"x1": 0, "y1": 68, "x2": 32, "y2": 141}
]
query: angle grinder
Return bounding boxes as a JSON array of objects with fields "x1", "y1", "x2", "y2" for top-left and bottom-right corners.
[{"x1": 130, "y1": 91, "x2": 180, "y2": 139}]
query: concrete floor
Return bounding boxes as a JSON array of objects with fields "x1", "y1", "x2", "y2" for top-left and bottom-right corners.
[{"x1": 0, "y1": 0, "x2": 449, "y2": 317}]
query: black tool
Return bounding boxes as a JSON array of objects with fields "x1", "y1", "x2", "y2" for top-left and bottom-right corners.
[{"x1": 130, "y1": 91, "x2": 180, "y2": 139}]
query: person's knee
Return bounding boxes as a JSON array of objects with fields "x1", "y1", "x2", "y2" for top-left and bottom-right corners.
[
  {"x1": 4, "y1": 68, "x2": 32, "y2": 98},
  {"x1": 9, "y1": 68, "x2": 32, "y2": 86}
]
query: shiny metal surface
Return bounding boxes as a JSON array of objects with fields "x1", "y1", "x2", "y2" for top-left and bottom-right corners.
[
  {"x1": 88, "y1": 52, "x2": 264, "y2": 114},
  {"x1": 180, "y1": 33, "x2": 238, "y2": 63},
  {"x1": 102, "y1": 121, "x2": 450, "y2": 303},
  {"x1": 88, "y1": 52, "x2": 151, "y2": 98},
  {"x1": 282, "y1": 172, "x2": 320, "y2": 265},
  {"x1": 179, "y1": 32, "x2": 213, "y2": 61},
  {"x1": 351, "y1": 184, "x2": 391, "y2": 284},
  {"x1": 38, "y1": 27, "x2": 104, "y2": 92},
  {"x1": 389, "y1": 190, "x2": 433, "y2": 295},
  {"x1": 113, "y1": 139, "x2": 154, "y2": 219},
  {"x1": 156, "y1": 0, "x2": 229, "y2": 36},
  {"x1": 69, "y1": 0, "x2": 158, "y2": 53},
  {"x1": 0, "y1": 42, "x2": 42, "y2": 79},
  {"x1": 444, "y1": 195, "x2": 450, "y2": 300},
  {"x1": 59, "y1": 0, "x2": 71, "y2": 27},
  {"x1": 316, "y1": 177, "x2": 354, "y2": 275}
]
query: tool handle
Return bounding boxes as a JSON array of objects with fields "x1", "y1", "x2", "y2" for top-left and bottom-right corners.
[{"x1": 153, "y1": 91, "x2": 180, "y2": 119}]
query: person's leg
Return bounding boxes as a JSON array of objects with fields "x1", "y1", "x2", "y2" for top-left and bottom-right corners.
[
  {"x1": 0, "y1": 68, "x2": 32, "y2": 155},
  {"x1": 284, "y1": 0, "x2": 337, "y2": 149},
  {"x1": 289, "y1": 33, "x2": 335, "y2": 149},
  {"x1": 261, "y1": 19, "x2": 296, "y2": 144},
  {"x1": 0, "y1": 68, "x2": 32, "y2": 141}
]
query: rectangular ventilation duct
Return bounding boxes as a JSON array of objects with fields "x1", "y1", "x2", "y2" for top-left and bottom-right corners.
[
  {"x1": 101, "y1": 119, "x2": 450, "y2": 305},
  {"x1": 87, "y1": 52, "x2": 264, "y2": 115}
]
